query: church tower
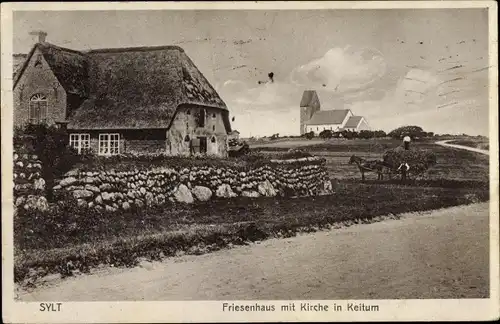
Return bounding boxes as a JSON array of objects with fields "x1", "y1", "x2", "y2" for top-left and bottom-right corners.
[{"x1": 299, "y1": 90, "x2": 321, "y2": 135}]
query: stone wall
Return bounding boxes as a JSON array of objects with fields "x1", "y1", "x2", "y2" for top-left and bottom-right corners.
[
  {"x1": 53, "y1": 156, "x2": 332, "y2": 212},
  {"x1": 13, "y1": 152, "x2": 49, "y2": 211}
]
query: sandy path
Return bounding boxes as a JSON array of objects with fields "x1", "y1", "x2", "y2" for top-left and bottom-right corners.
[
  {"x1": 18, "y1": 203, "x2": 489, "y2": 301},
  {"x1": 435, "y1": 140, "x2": 490, "y2": 155}
]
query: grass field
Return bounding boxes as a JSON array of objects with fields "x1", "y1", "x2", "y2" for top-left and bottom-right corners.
[
  {"x1": 14, "y1": 138, "x2": 490, "y2": 286},
  {"x1": 253, "y1": 138, "x2": 489, "y2": 181}
]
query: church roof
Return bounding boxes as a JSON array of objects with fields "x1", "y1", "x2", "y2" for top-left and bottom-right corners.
[
  {"x1": 344, "y1": 116, "x2": 364, "y2": 128},
  {"x1": 305, "y1": 109, "x2": 351, "y2": 125},
  {"x1": 300, "y1": 90, "x2": 320, "y2": 108}
]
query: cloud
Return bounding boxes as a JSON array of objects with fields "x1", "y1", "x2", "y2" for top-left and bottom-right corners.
[
  {"x1": 289, "y1": 46, "x2": 387, "y2": 93},
  {"x1": 218, "y1": 46, "x2": 488, "y2": 138},
  {"x1": 218, "y1": 79, "x2": 299, "y2": 111}
]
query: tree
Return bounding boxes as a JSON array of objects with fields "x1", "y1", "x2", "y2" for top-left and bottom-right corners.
[
  {"x1": 388, "y1": 125, "x2": 427, "y2": 140},
  {"x1": 373, "y1": 130, "x2": 387, "y2": 138},
  {"x1": 319, "y1": 129, "x2": 333, "y2": 139}
]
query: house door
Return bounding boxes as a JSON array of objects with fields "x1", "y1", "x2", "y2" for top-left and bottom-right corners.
[{"x1": 198, "y1": 136, "x2": 207, "y2": 154}]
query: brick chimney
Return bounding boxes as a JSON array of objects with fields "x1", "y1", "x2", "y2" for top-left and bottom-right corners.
[{"x1": 29, "y1": 30, "x2": 47, "y2": 44}]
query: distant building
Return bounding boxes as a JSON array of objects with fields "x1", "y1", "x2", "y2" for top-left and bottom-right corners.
[
  {"x1": 228, "y1": 130, "x2": 240, "y2": 140},
  {"x1": 299, "y1": 90, "x2": 370, "y2": 134}
]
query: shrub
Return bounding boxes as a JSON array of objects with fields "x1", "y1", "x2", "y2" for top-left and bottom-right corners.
[
  {"x1": 303, "y1": 131, "x2": 315, "y2": 140},
  {"x1": 358, "y1": 130, "x2": 374, "y2": 139},
  {"x1": 341, "y1": 130, "x2": 357, "y2": 139},
  {"x1": 14, "y1": 124, "x2": 81, "y2": 200},
  {"x1": 319, "y1": 129, "x2": 333, "y2": 139}
]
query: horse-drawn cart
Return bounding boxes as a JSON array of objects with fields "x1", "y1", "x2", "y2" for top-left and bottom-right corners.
[{"x1": 349, "y1": 146, "x2": 437, "y2": 181}]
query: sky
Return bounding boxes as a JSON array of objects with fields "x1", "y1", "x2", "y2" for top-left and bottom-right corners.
[{"x1": 13, "y1": 9, "x2": 491, "y2": 137}]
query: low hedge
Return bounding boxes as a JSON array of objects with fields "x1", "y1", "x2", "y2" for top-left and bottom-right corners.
[{"x1": 73, "y1": 151, "x2": 317, "y2": 172}]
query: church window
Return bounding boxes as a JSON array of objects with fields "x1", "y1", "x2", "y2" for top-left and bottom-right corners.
[{"x1": 29, "y1": 93, "x2": 48, "y2": 124}]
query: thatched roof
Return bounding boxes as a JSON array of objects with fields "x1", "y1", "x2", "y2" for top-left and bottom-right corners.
[
  {"x1": 13, "y1": 54, "x2": 27, "y2": 79},
  {"x1": 14, "y1": 43, "x2": 89, "y2": 97},
  {"x1": 14, "y1": 42, "x2": 230, "y2": 131}
]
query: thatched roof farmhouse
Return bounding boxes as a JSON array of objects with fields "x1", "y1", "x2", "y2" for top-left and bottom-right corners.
[{"x1": 14, "y1": 31, "x2": 232, "y2": 157}]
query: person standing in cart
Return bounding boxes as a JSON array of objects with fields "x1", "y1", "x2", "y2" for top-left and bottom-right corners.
[
  {"x1": 398, "y1": 134, "x2": 411, "y2": 181},
  {"x1": 403, "y1": 134, "x2": 411, "y2": 150}
]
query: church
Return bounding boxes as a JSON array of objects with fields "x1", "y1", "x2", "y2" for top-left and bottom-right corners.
[{"x1": 299, "y1": 90, "x2": 370, "y2": 135}]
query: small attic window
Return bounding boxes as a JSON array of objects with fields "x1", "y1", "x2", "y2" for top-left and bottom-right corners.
[
  {"x1": 211, "y1": 136, "x2": 216, "y2": 143},
  {"x1": 34, "y1": 55, "x2": 43, "y2": 68}
]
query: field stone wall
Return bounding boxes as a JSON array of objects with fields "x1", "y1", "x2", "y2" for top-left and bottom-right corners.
[
  {"x1": 53, "y1": 157, "x2": 333, "y2": 212},
  {"x1": 13, "y1": 151, "x2": 49, "y2": 211}
]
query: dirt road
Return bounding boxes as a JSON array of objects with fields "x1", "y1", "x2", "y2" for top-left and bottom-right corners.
[
  {"x1": 436, "y1": 140, "x2": 490, "y2": 155},
  {"x1": 18, "y1": 203, "x2": 489, "y2": 301}
]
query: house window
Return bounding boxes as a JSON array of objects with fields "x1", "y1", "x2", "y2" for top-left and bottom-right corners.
[
  {"x1": 69, "y1": 134, "x2": 90, "y2": 154},
  {"x1": 212, "y1": 125, "x2": 216, "y2": 131},
  {"x1": 211, "y1": 136, "x2": 216, "y2": 143},
  {"x1": 29, "y1": 94, "x2": 48, "y2": 124},
  {"x1": 98, "y1": 133, "x2": 120, "y2": 156},
  {"x1": 316, "y1": 127, "x2": 319, "y2": 131},
  {"x1": 212, "y1": 113, "x2": 216, "y2": 118}
]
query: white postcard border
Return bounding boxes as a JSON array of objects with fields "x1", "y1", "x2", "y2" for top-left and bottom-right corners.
[{"x1": 2, "y1": 1, "x2": 499, "y2": 323}]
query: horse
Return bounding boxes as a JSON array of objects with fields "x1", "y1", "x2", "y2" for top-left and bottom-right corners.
[{"x1": 349, "y1": 155, "x2": 387, "y2": 181}]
